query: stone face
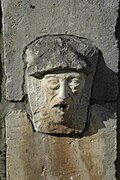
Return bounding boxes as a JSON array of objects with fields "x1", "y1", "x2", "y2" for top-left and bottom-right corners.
[{"x1": 25, "y1": 35, "x2": 99, "y2": 134}]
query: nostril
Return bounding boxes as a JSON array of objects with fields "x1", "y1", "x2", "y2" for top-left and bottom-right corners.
[{"x1": 59, "y1": 104, "x2": 67, "y2": 110}]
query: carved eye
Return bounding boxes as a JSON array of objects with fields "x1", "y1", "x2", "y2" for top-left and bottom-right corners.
[
  {"x1": 68, "y1": 78, "x2": 80, "y2": 92},
  {"x1": 47, "y1": 77, "x2": 60, "y2": 90}
]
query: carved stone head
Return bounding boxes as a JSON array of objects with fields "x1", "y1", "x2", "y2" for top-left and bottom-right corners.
[{"x1": 25, "y1": 35, "x2": 99, "y2": 134}]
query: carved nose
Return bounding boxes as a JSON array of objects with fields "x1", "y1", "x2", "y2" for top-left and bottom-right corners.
[{"x1": 58, "y1": 81, "x2": 68, "y2": 100}]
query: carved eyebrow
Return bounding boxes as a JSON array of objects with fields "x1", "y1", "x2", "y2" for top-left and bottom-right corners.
[
  {"x1": 67, "y1": 75, "x2": 80, "y2": 79},
  {"x1": 44, "y1": 75, "x2": 56, "y2": 79}
]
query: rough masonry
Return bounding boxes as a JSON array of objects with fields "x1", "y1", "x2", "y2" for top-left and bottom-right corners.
[{"x1": 0, "y1": 0, "x2": 119, "y2": 180}]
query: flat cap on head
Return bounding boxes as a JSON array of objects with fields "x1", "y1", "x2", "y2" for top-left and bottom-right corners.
[{"x1": 25, "y1": 35, "x2": 99, "y2": 78}]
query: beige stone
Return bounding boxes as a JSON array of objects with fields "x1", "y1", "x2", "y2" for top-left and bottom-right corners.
[
  {"x1": 25, "y1": 35, "x2": 99, "y2": 134},
  {"x1": 6, "y1": 105, "x2": 116, "y2": 180}
]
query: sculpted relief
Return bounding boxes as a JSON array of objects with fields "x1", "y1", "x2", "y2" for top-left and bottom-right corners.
[{"x1": 25, "y1": 35, "x2": 99, "y2": 134}]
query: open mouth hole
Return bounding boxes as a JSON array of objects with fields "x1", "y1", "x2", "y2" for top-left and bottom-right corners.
[{"x1": 52, "y1": 104, "x2": 69, "y2": 111}]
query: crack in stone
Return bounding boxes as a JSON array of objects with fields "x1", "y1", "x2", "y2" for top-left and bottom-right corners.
[{"x1": 41, "y1": 165, "x2": 46, "y2": 176}]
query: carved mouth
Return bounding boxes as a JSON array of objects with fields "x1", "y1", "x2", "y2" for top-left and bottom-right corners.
[{"x1": 52, "y1": 104, "x2": 69, "y2": 112}]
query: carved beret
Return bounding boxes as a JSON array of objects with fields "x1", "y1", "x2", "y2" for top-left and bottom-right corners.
[{"x1": 25, "y1": 35, "x2": 99, "y2": 78}]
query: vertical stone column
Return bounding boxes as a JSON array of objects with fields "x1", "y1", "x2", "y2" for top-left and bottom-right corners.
[
  {"x1": 1, "y1": 0, "x2": 119, "y2": 179},
  {"x1": 0, "y1": 1, "x2": 6, "y2": 179}
]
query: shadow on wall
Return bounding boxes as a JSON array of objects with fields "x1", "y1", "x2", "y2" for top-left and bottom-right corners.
[
  {"x1": 0, "y1": 0, "x2": 2, "y2": 103},
  {"x1": 115, "y1": 1, "x2": 120, "y2": 179},
  {"x1": 85, "y1": 54, "x2": 116, "y2": 137},
  {"x1": 85, "y1": 50, "x2": 118, "y2": 136}
]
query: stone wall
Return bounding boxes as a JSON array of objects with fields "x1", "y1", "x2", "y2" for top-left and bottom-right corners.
[{"x1": 0, "y1": 0, "x2": 119, "y2": 180}]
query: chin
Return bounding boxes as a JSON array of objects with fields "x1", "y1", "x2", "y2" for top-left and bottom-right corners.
[{"x1": 50, "y1": 112, "x2": 72, "y2": 125}]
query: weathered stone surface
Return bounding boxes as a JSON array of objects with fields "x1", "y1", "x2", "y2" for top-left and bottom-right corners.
[
  {"x1": 0, "y1": 122, "x2": 5, "y2": 180},
  {"x1": 25, "y1": 35, "x2": 99, "y2": 134},
  {"x1": 6, "y1": 105, "x2": 116, "y2": 180},
  {"x1": 1, "y1": 0, "x2": 119, "y2": 100},
  {"x1": 2, "y1": 0, "x2": 118, "y2": 179},
  {"x1": 87, "y1": 104, "x2": 116, "y2": 180}
]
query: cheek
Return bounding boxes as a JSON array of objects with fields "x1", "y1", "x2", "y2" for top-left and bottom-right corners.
[
  {"x1": 42, "y1": 87, "x2": 59, "y2": 102},
  {"x1": 79, "y1": 79, "x2": 85, "y2": 93},
  {"x1": 75, "y1": 82, "x2": 85, "y2": 98}
]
